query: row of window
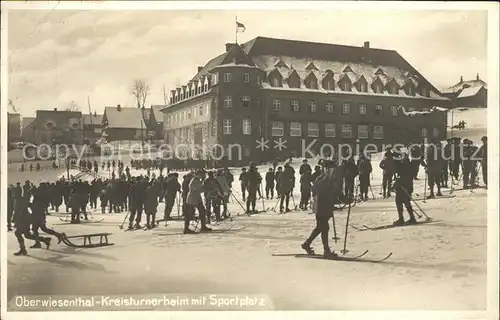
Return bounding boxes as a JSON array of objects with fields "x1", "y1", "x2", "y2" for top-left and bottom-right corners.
[
  {"x1": 215, "y1": 72, "x2": 256, "y2": 84},
  {"x1": 220, "y1": 119, "x2": 439, "y2": 140},
  {"x1": 166, "y1": 104, "x2": 210, "y2": 125}
]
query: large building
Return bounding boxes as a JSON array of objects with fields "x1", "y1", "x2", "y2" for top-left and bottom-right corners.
[
  {"x1": 22, "y1": 109, "x2": 84, "y2": 145},
  {"x1": 442, "y1": 74, "x2": 487, "y2": 108},
  {"x1": 82, "y1": 112, "x2": 104, "y2": 144},
  {"x1": 161, "y1": 37, "x2": 449, "y2": 165}
]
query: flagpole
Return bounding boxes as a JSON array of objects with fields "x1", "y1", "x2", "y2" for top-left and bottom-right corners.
[{"x1": 235, "y1": 15, "x2": 238, "y2": 44}]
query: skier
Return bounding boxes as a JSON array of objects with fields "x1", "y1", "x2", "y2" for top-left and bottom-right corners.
[
  {"x1": 164, "y1": 173, "x2": 181, "y2": 221},
  {"x1": 423, "y1": 140, "x2": 443, "y2": 197},
  {"x1": 478, "y1": 136, "x2": 487, "y2": 187},
  {"x1": 216, "y1": 169, "x2": 231, "y2": 218},
  {"x1": 299, "y1": 170, "x2": 313, "y2": 210},
  {"x1": 449, "y1": 137, "x2": 462, "y2": 181},
  {"x1": 301, "y1": 160, "x2": 341, "y2": 258},
  {"x1": 203, "y1": 171, "x2": 223, "y2": 223},
  {"x1": 343, "y1": 155, "x2": 358, "y2": 201},
  {"x1": 30, "y1": 185, "x2": 64, "y2": 247},
  {"x1": 274, "y1": 166, "x2": 283, "y2": 198},
  {"x1": 379, "y1": 148, "x2": 395, "y2": 198},
  {"x1": 442, "y1": 139, "x2": 453, "y2": 188},
  {"x1": 278, "y1": 163, "x2": 295, "y2": 213},
  {"x1": 265, "y1": 168, "x2": 275, "y2": 199},
  {"x1": 245, "y1": 163, "x2": 262, "y2": 214},
  {"x1": 392, "y1": 152, "x2": 417, "y2": 225},
  {"x1": 239, "y1": 167, "x2": 248, "y2": 201},
  {"x1": 357, "y1": 154, "x2": 372, "y2": 201},
  {"x1": 12, "y1": 193, "x2": 51, "y2": 256},
  {"x1": 185, "y1": 170, "x2": 211, "y2": 233},
  {"x1": 461, "y1": 139, "x2": 478, "y2": 189},
  {"x1": 144, "y1": 180, "x2": 159, "y2": 229}
]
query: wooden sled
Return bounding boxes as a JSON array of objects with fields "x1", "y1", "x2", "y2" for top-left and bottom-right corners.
[{"x1": 61, "y1": 232, "x2": 114, "y2": 248}]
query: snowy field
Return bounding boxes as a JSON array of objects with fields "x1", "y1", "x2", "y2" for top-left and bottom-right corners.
[{"x1": 5, "y1": 108, "x2": 489, "y2": 311}]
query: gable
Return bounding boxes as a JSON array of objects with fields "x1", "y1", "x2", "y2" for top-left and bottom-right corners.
[
  {"x1": 374, "y1": 68, "x2": 385, "y2": 76},
  {"x1": 268, "y1": 68, "x2": 283, "y2": 80},
  {"x1": 274, "y1": 59, "x2": 289, "y2": 69},
  {"x1": 221, "y1": 44, "x2": 255, "y2": 66},
  {"x1": 306, "y1": 62, "x2": 318, "y2": 71},
  {"x1": 342, "y1": 64, "x2": 354, "y2": 73}
]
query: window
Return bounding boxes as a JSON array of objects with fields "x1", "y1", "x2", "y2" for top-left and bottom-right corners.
[
  {"x1": 212, "y1": 74, "x2": 218, "y2": 85},
  {"x1": 271, "y1": 77, "x2": 282, "y2": 87},
  {"x1": 309, "y1": 101, "x2": 317, "y2": 113},
  {"x1": 223, "y1": 119, "x2": 232, "y2": 135},
  {"x1": 289, "y1": 76, "x2": 301, "y2": 88},
  {"x1": 421, "y1": 87, "x2": 430, "y2": 97},
  {"x1": 407, "y1": 85, "x2": 415, "y2": 96},
  {"x1": 433, "y1": 127, "x2": 439, "y2": 138},
  {"x1": 291, "y1": 100, "x2": 300, "y2": 112},
  {"x1": 374, "y1": 125, "x2": 384, "y2": 139},
  {"x1": 244, "y1": 147, "x2": 250, "y2": 157},
  {"x1": 308, "y1": 123, "x2": 319, "y2": 137},
  {"x1": 243, "y1": 73, "x2": 250, "y2": 83},
  {"x1": 374, "y1": 83, "x2": 383, "y2": 93},
  {"x1": 290, "y1": 122, "x2": 302, "y2": 136},
  {"x1": 204, "y1": 84, "x2": 208, "y2": 92},
  {"x1": 188, "y1": 109, "x2": 192, "y2": 119},
  {"x1": 224, "y1": 73, "x2": 231, "y2": 83},
  {"x1": 342, "y1": 103, "x2": 350, "y2": 115},
  {"x1": 391, "y1": 105, "x2": 398, "y2": 116},
  {"x1": 305, "y1": 78, "x2": 318, "y2": 89},
  {"x1": 359, "y1": 104, "x2": 366, "y2": 115},
  {"x1": 326, "y1": 102, "x2": 334, "y2": 113},
  {"x1": 342, "y1": 124, "x2": 352, "y2": 138},
  {"x1": 376, "y1": 105, "x2": 383, "y2": 116},
  {"x1": 224, "y1": 96, "x2": 232, "y2": 108},
  {"x1": 241, "y1": 96, "x2": 250, "y2": 107},
  {"x1": 325, "y1": 123, "x2": 336, "y2": 137},
  {"x1": 358, "y1": 125, "x2": 369, "y2": 139},
  {"x1": 340, "y1": 80, "x2": 352, "y2": 91},
  {"x1": 272, "y1": 99, "x2": 281, "y2": 111},
  {"x1": 324, "y1": 80, "x2": 335, "y2": 90},
  {"x1": 271, "y1": 122, "x2": 284, "y2": 136},
  {"x1": 257, "y1": 75, "x2": 261, "y2": 85},
  {"x1": 199, "y1": 106, "x2": 203, "y2": 116},
  {"x1": 211, "y1": 121, "x2": 217, "y2": 136},
  {"x1": 243, "y1": 119, "x2": 251, "y2": 135},
  {"x1": 359, "y1": 82, "x2": 367, "y2": 92}
]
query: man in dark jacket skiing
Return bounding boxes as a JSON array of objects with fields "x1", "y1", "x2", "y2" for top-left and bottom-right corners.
[
  {"x1": 278, "y1": 163, "x2": 295, "y2": 213},
  {"x1": 265, "y1": 168, "x2": 275, "y2": 199},
  {"x1": 299, "y1": 170, "x2": 313, "y2": 210},
  {"x1": 245, "y1": 163, "x2": 262, "y2": 214},
  {"x1": 422, "y1": 140, "x2": 444, "y2": 197},
  {"x1": 164, "y1": 173, "x2": 181, "y2": 222},
  {"x1": 239, "y1": 168, "x2": 248, "y2": 201},
  {"x1": 461, "y1": 139, "x2": 478, "y2": 189},
  {"x1": 301, "y1": 159, "x2": 342, "y2": 258},
  {"x1": 357, "y1": 154, "x2": 372, "y2": 201},
  {"x1": 379, "y1": 149, "x2": 395, "y2": 198},
  {"x1": 392, "y1": 152, "x2": 417, "y2": 225},
  {"x1": 144, "y1": 180, "x2": 160, "y2": 229}
]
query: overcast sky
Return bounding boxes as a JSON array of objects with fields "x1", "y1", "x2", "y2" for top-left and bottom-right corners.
[{"x1": 7, "y1": 8, "x2": 487, "y2": 117}]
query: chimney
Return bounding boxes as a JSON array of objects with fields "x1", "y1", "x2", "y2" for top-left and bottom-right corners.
[
  {"x1": 117, "y1": 104, "x2": 121, "y2": 111},
  {"x1": 198, "y1": 66, "x2": 203, "y2": 72},
  {"x1": 225, "y1": 43, "x2": 234, "y2": 52},
  {"x1": 54, "y1": 108, "x2": 57, "y2": 111},
  {"x1": 363, "y1": 41, "x2": 370, "y2": 49},
  {"x1": 476, "y1": 73, "x2": 480, "y2": 80},
  {"x1": 460, "y1": 76, "x2": 463, "y2": 83}
]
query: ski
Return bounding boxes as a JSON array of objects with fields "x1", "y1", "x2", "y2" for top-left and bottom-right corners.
[
  {"x1": 357, "y1": 219, "x2": 443, "y2": 231},
  {"x1": 295, "y1": 252, "x2": 393, "y2": 263},
  {"x1": 56, "y1": 218, "x2": 105, "y2": 225},
  {"x1": 273, "y1": 250, "x2": 369, "y2": 259},
  {"x1": 413, "y1": 195, "x2": 456, "y2": 201}
]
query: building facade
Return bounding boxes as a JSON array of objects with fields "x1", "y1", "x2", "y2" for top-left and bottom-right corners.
[
  {"x1": 22, "y1": 109, "x2": 84, "y2": 145},
  {"x1": 162, "y1": 37, "x2": 449, "y2": 165},
  {"x1": 442, "y1": 74, "x2": 487, "y2": 108},
  {"x1": 7, "y1": 112, "x2": 21, "y2": 143},
  {"x1": 82, "y1": 113, "x2": 103, "y2": 144}
]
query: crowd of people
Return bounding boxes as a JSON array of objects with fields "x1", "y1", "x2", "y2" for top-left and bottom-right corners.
[{"x1": 7, "y1": 135, "x2": 487, "y2": 258}]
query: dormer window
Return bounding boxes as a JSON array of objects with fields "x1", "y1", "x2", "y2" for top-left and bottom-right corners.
[
  {"x1": 323, "y1": 79, "x2": 335, "y2": 90},
  {"x1": 304, "y1": 77, "x2": 318, "y2": 90},
  {"x1": 421, "y1": 87, "x2": 430, "y2": 97},
  {"x1": 288, "y1": 73, "x2": 301, "y2": 89},
  {"x1": 356, "y1": 77, "x2": 368, "y2": 92},
  {"x1": 270, "y1": 76, "x2": 282, "y2": 87},
  {"x1": 405, "y1": 84, "x2": 415, "y2": 96},
  {"x1": 359, "y1": 82, "x2": 367, "y2": 92},
  {"x1": 339, "y1": 77, "x2": 352, "y2": 91},
  {"x1": 388, "y1": 86, "x2": 398, "y2": 94},
  {"x1": 372, "y1": 80, "x2": 384, "y2": 93}
]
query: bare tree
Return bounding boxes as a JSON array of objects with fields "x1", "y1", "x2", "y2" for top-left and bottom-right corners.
[
  {"x1": 131, "y1": 80, "x2": 150, "y2": 108},
  {"x1": 162, "y1": 84, "x2": 168, "y2": 106},
  {"x1": 64, "y1": 100, "x2": 80, "y2": 112}
]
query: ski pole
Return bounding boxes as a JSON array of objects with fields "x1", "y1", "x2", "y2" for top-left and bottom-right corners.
[
  {"x1": 341, "y1": 189, "x2": 353, "y2": 255},
  {"x1": 401, "y1": 186, "x2": 429, "y2": 220},
  {"x1": 260, "y1": 183, "x2": 265, "y2": 211},
  {"x1": 119, "y1": 211, "x2": 130, "y2": 229},
  {"x1": 331, "y1": 208, "x2": 339, "y2": 243},
  {"x1": 423, "y1": 170, "x2": 427, "y2": 203},
  {"x1": 230, "y1": 191, "x2": 247, "y2": 215},
  {"x1": 369, "y1": 185, "x2": 375, "y2": 200}
]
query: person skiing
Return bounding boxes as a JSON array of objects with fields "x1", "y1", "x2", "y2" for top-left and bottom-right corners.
[
  {"x1": 144, "y1": 180, "x2": 159, "y2": 229},
  {"x1": 278, "y1": 163, "x2": 295, "y2": 213},
  {"x1": 185, "y1": 170, "x2": 211, "y2": 233},
  {"x1": 357, "y1": 154, "x2": 372, "y2": 201},
  {"x1": 216, "y1": 169, "x2": 231, "y2": 219},
  {"x1": 442, "y1": 139, "x2": 453, "y2": 188},
  {"x1": 379, "y1": 148, "x2": 395, "y2": 198},
  {"x1": 301, "y1": 159, "x2": 342, "y2": 258},
  {"x1": 299, "y1": 170, "x2": 313, "y2": 210},
  {"x1": 422, "y1": 140, "x2": 443, "y2": 198},
  {"x1": 461, "y1": 139, "x2": 478, "y2": 189},
  {"x1": 239, "y1": 168, "x2": 248, "y2": 201},
  {"x1": 164, "y1": 173, "x2": 181, "y2": 222},
  {"x1": 449, "y1": 137, "x2": 462, "y2": 181},
  {"x1": 274, "y1": 166, "x2": 283, "y2": 198},
  {"x1": 245, "y1": 163, "x2": 262, "y2": 214},
  {"x1": 478, "y1": 136, "x2": 487, "y2": 187},
  {"x1": 343, "y1": 155, "x2": 358, "y2": 202},
  {"x1": 203, "y1": 171, "x2": 223, "y2": 223},
  {"x1": 392, "y1": 152, "x2": 417, "y2": 225},
  {"x1": 265, "y1": 168, "x2": 275, "y2": 199}
]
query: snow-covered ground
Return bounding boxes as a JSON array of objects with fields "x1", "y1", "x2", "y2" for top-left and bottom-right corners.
[{"x1": 6, "y1": 108, "x2": 489, "y2": 311}]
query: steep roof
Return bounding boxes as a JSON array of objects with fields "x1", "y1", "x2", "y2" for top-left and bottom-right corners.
[
  {"x1": 103, "y1": 107, "x2": 146, "y2": 129},
  {"x1": 82, "y1": 114, "x2": 103, "y2": 126},
  {"x1": 150, "y1": 105, "x2": 166, "y2": 123},
  {"x1": 21, "y1": 117, "x2": 35, "y2": 130},
  {"x1": 444, "y1": 78, "x2": 487, "y2": 93},
  {"x1": 457, "y1": 86, "x2": 485, "y2": 99}
]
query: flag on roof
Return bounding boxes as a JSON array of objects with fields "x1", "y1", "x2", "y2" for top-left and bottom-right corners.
[{"x1": 236, "y1": 21, "x2": 246, "y2": 33}]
